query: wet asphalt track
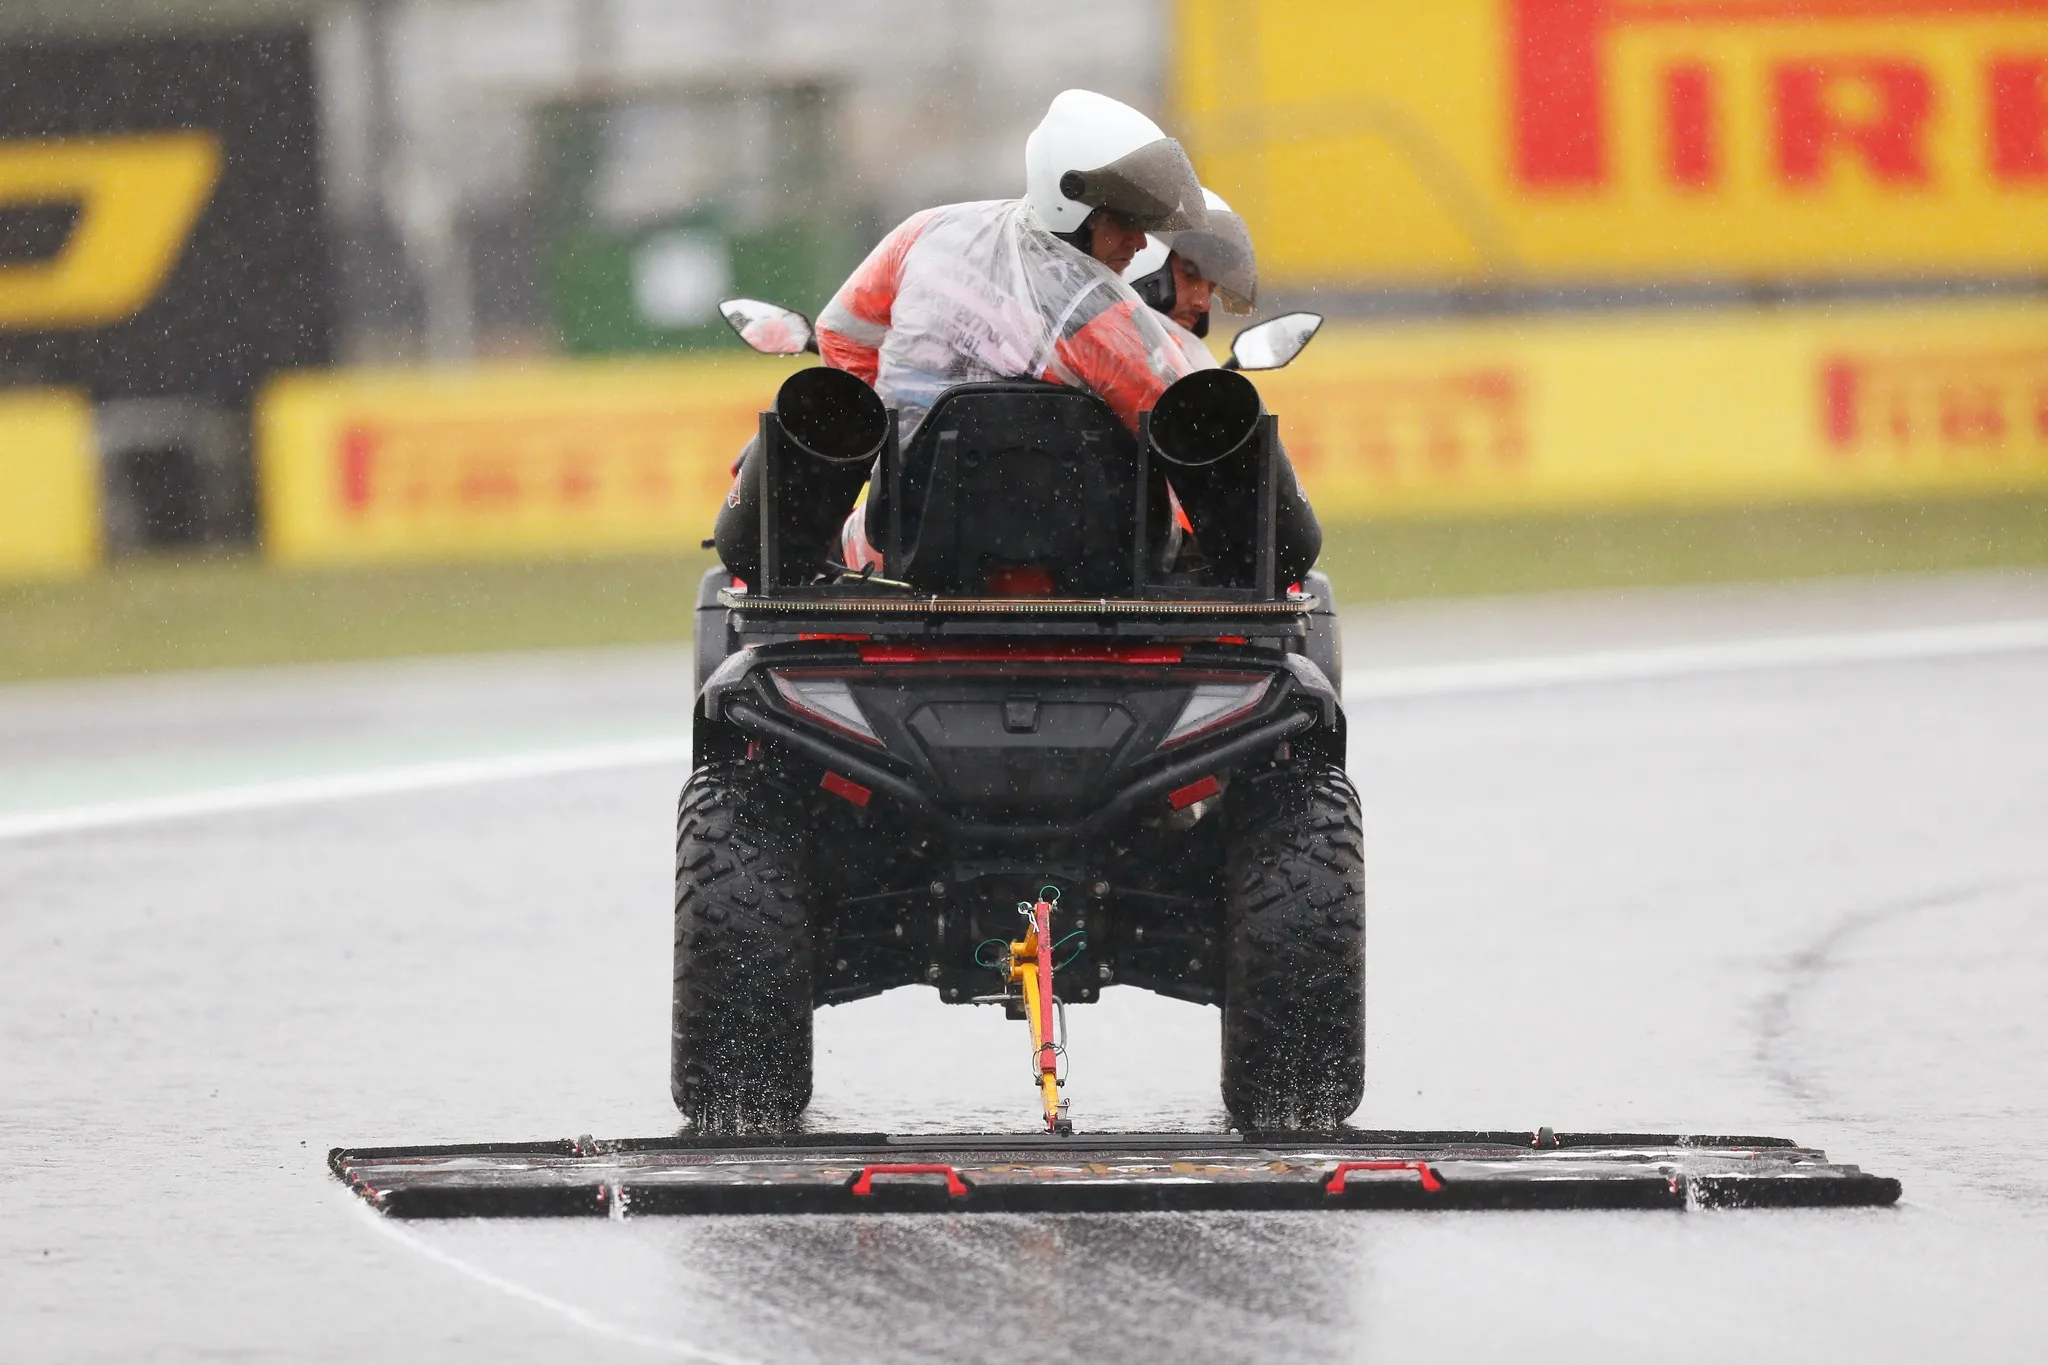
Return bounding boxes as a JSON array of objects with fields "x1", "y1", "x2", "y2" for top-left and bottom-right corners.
[{"x1": 4, "y1": 571, "x2": 2047, "y2": 1362}]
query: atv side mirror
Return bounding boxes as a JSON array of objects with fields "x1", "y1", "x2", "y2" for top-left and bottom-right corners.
[
  {"x1": 720, "y1": 298, "x2": 818, "y2": 356},
  {"x1": 1227, "y1": 312, "x2": 1323, "y2": 371}
]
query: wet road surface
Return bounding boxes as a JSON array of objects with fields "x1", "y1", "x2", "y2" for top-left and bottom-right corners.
[{"x1": 4, "y1": 571, "x2": 2046, "y2": 1361}]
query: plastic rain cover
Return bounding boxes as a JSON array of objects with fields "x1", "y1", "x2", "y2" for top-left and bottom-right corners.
[{"x1": 820, "y1": 199, "x2": 1195, "y2": 441}]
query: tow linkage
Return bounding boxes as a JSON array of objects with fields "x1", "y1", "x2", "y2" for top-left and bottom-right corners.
[{"x1": 983, "y1": 886, "x2": 1075, "y2": 1136}]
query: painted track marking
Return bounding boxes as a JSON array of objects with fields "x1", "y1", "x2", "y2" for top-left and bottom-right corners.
[
  {"x1": 346, "y1": 1195, "x2": 756, "y2": 1364},
  {"x1": 4, "y1": 617, "x2": 2043, "y2": 844},
  {"x1": 0, "y1": 737, "x2": 692, "y2": 843},
  {"x1": 1344, "y1": 616, "x2": 2048, "y2": 701}
]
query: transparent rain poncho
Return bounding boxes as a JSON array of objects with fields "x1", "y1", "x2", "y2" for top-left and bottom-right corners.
[
  {"x1": 1161, "y1": 312, "x2": 1222, "y2": 372},
  {"x1": 816, "y1": 199, "x2": 1195, "y2": 442}
]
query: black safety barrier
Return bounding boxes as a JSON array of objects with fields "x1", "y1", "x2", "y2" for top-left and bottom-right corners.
[{"x1": 0, "y1": 31, "x2": 330, "y2": 409}]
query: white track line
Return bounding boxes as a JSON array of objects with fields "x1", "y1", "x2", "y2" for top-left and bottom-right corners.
[
  {"x1": 1341, "y1": 616, "x2": 2048, "y2": 701},
  {"x1": 3, "y1": 617, "x2": 2043, "y2": 845},
  {"x1": 0, "y1": 736, "x2": 692, "y2": 844},
  {"x1": 347, "y1": 1197, "x2": 757, "y2": 1364}
]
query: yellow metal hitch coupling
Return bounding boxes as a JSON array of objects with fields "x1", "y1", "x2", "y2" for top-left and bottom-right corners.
[{"x1": 1004, "y1": 886, "x2": 1072, "y2": 1135}]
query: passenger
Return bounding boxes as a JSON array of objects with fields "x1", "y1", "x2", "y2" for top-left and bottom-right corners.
[
  {"x1": 1122, "y1": 189, "x2": 1322, "y2": 585},
  {"x1": 1122, "y1": 187, "x2": 1258, "y2": 369}
]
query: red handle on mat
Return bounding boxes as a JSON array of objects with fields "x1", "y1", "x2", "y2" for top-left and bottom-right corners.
[
  {"x1": 848, "y1": 1164, "x2": 971, "y2": 1197},
  {"x1": 1325, "y1": 1160, "x2": 1443, "y2": 1195}
]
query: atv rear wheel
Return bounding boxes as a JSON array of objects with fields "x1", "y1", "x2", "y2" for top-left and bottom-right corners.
[
  {"x1": 672, "y1": 760, "x2": 815, "y2": 1133},
  {"x1": 1220, "y1": 764, "x2": 1367, "y2": 1130}
]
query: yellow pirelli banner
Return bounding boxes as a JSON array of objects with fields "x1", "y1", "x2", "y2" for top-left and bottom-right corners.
[
  {"x1": 1266, "y1": 298, "x2": 2048, "y2": 516},
  {"x1": 258, "y1": 298, "x2": 2048, "y2": 564},
  {"x1": 258, "y1": 356, "x2": 805, "y2": 565},
  {"x1": 0, "y1": 388, "x2": 99, "y2": 580},
  {"x1": 1177, "y1": 0, "x2": 2048, "y2": 288}
]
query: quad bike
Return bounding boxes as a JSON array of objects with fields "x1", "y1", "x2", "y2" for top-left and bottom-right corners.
[
  {"x1": 328, "y1": 313, "x2": 1901, "y2": 1223},
  {"x1": 676, "y1": 302, "x2": 1360, "y2": 1135}
]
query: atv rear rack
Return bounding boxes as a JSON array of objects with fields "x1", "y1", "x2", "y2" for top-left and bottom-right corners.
[
  {"x1": 718, "y1": 589, "x2": 1315, "y2": 639},
  {"x1": 720, "y1": 590, "x2": 1317, "y2": 617},
  {"x1": 331, "y1": 1130, "x2": 1901, "y2": 1218}
]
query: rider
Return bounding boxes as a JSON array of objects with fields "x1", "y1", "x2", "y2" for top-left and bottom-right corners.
[
  {"x1": 716, "y1": 89, "x2": 1204, "y2": 582},
  {"x1": 715, "y1": 91, "x2": 1318, "y2": 586},
  {"x1": 815, "y1": 88, "x2": 1207, "y2": 441}
]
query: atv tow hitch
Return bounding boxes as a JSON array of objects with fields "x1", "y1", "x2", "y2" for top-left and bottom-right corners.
[{"x1": 988, "y1": 886, "x2": 1073, "y2": 1135}]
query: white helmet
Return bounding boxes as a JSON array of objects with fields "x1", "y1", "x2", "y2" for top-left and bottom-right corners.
[
  {"x1": 1024, "y1": 89, "x2": 1208, "y2": 236},
  {"x1": 1123, "y1": 235, "x2": 1172, "y2": 284}
]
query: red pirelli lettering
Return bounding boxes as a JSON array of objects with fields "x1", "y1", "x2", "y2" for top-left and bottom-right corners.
[
  {"x1": 1775, "y1": 60, "x2": 1936, "y2": 187},
  {"x1": 1665, "y1": 63, "x2": 1721, "y2": 188},
  {"x1": 1509, "y1": 0, "x2": 2048, "y2": 192},
  {"x1": 1820, "y1": 349, "x2": 2048, "y2": 459},
  {"x1": 1990, "y1": 56, "x2": 2048, "y2": 181}
]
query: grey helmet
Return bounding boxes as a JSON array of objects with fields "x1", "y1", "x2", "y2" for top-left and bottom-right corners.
[{"x1": 1122, "y1": 188, "x2": 1258, "y2": 336}]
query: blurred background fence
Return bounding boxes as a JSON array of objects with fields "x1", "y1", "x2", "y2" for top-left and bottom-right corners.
[{"x1": 2, "y1": 0, "x2": 2046, "y2": 590}]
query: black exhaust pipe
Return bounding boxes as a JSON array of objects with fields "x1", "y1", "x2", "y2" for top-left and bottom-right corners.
[
  {"x1": 751, "y1": 367, "x2": 890, "y2": 585},
  {"x1": 1148, "y1": 368, "x2": 1263, "y2": 469},
  {"x1": 716, "y1": 367, "x2": 891, "y2": 587},
  {"x1": 776, "y1": 366, "x2": 889, "y2": 465},
  {"x1": 1146, "y1": 368, "x2": 1283, "y2": 587}
]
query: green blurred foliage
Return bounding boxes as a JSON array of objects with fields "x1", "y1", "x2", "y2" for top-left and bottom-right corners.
[
  {"x1": 536, "y1": 98, "x2": 855, "y2": 355},
  {"x1": 3, "y1": 496, "x2": 2044, "y2": 683}
]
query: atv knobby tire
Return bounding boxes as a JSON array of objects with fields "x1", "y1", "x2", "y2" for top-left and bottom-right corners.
[
  {"x1": 1221, "y1": 764, "x2": 1366, "y2": 1130},
  {"x1": 672, "y1": 760, "x2": 814, "y2": 1133}
]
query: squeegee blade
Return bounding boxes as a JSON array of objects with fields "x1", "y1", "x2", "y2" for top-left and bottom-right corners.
[{"x1": 329, "y1": 1131, "x2": 1902, "y2": 1218}]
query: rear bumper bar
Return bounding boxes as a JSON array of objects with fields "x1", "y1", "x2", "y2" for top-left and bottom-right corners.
[{"x1": 725, "y1": 697, "x2": 1313, "y2": 844}]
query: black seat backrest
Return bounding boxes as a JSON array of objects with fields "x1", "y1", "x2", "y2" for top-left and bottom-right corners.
[{"x1": 883, "y1": 381, "x2": 1143, "y2": 596}]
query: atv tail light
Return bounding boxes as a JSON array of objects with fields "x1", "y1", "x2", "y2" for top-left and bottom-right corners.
[
  {"x1": 1162, "y1": 677, "x2": 1271, "y2": 747},
  {"x1": 770, "y1": 672, "x2": 881, "y2": 745}
]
